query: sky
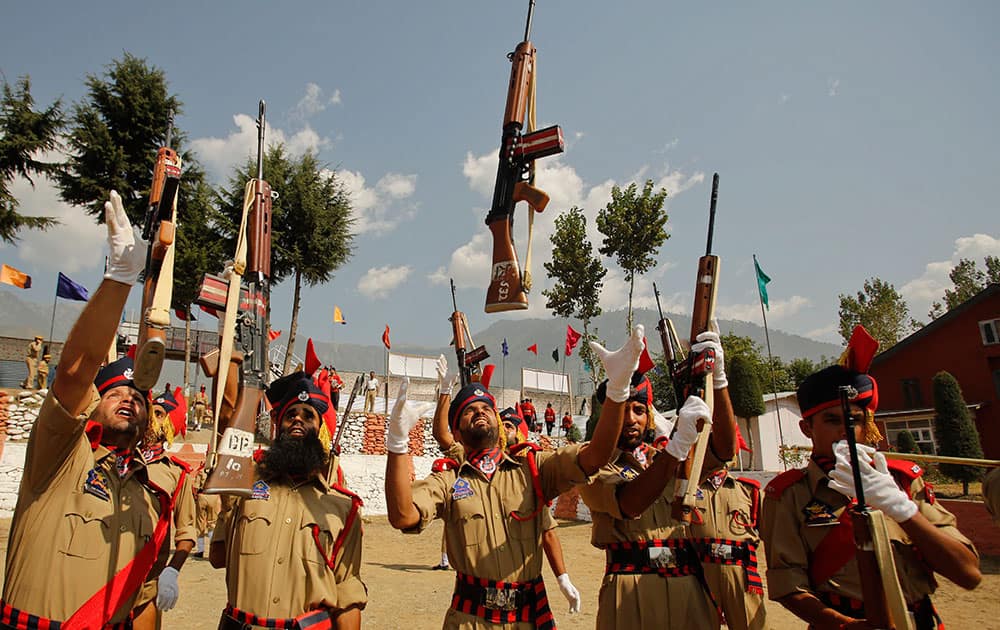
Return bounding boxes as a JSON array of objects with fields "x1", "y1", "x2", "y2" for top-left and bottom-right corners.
[{"x1": 1, "y1": 1, "x2": 998, "y2": 355}]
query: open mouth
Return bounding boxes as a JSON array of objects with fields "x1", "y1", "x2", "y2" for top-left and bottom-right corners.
[
  {"x1": 286, "y1": 424, "x2": 307, "y2": 437},
  {"x1": 114, "y1": 405, "x2": 135, "y2": 421}
]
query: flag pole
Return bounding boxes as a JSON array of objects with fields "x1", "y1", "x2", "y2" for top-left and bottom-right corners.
[
  {"x1": 47, "y1": 281, "x2": 59, "y2": 352},
  {"x1": 755, "y1": 254, "x2": 786, "y2": 471},
  {"x1": 502, "y1": 349, "x2": 507, "y2": 409},
  {"x1": 384, "y1": 346, "x2": 389, "y2": 419}
]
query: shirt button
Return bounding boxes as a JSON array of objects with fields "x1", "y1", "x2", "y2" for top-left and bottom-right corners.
[
  {"x1": 272, "y1": 596, "x2": 280, "y2": 603},
  {"x1": 285, "y1": 517, "x2": 292, "y2": 524},
  {"x1": 277, "y1": 558, "x2": 284, "y2": 564},
  {"x1": 120, "y1": 525, "x2": 128, "y2": 532}
]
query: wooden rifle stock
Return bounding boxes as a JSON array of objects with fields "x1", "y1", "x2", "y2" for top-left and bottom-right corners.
[
  {"x1": 451, "y1": 279, "x2": 489, "y2": 385},
  {"x1": 134, "y1": 119, "x2": 182, "y2": 390},
  {"x1": 671, "y1": 174, "x2": 721, "y2": 523}
]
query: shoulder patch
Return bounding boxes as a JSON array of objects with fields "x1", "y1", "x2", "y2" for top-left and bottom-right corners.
[
  {"x1": 432, "y1": 457, "x2": 460, "y2": 473},
  {"x1": 886, "y1": 458, "x2": 923, "y2": 485},
  {"x1": 765, "y1": 468, "x2": 807, "y2": 498},
  {"x1": 736, "y1": 476, "x2": 761, "y2": 489}
]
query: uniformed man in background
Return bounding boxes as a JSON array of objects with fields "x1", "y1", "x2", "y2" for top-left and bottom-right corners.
[{"x1": 21, "y1": 335, "x2": 42, "y2": 389}]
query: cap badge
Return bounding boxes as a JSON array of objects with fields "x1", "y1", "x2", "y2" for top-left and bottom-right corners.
[
  {"x1": 123, "y1": 368, "x2": 134, "y2": 380},
  {"x1": 474, "y1": 389, "x2": 484, "y2": 396},
  {"x1": 298, "y1": 391, "x2": 310, "y2": 401}
]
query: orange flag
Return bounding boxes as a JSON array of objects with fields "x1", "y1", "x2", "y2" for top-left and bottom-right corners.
[{"x1": 0, "y1": 264, "x2": 31, "y2": 289}]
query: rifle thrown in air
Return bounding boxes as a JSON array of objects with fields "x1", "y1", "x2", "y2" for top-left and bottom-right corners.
[
  {"x1": 667, "y1": 173, "x2": 721, "y2": 523},
  {"x1": 132, "y1": 113, "x2": 182, "y2": 390},
  {"x1": 837, "y1": 386, "x2": 912, "y2": 629},
  {"x1": 332, "y1": 374, "x2": 365, "y2": 456},
  {"x1": 484, "y1": 0, "x2": 565, "y2": 313},
  {"x1": 451, "y1": 279, "x2": 490, "y2": 386},
  {"x1": 198, "y1": 101, "x2": 275, "y2": 496}
]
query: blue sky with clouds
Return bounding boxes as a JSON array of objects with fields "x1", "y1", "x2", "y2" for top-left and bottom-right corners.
[{"x1": 1, "y1": 1, "x2": 998, "y2": 351}]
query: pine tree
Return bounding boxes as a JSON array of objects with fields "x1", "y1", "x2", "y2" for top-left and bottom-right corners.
[
  {"x1": 932, "y1": 371, "x2": 984, "y2": 495},
  {"x1": 895, "y1": 430, "x2": 918, "y2": 454},
  {"x1": 729, "y1": 355, "x2": 765, "y2": 419}
]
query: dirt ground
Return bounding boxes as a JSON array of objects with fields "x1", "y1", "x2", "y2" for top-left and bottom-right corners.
[{"x1": 1, "y1": 516, "x2": 996, "y2": 629}]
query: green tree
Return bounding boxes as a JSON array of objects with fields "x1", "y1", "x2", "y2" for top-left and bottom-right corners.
[
  {"x1": 57, "y1": 53, "x2": 185, "y2": 224},
  {"x1": 220, "y1": 146, "x2": 354, "y2": 374},
  {"x1": 542, "y1": 206, "x2": 607, "y2": 391},
  {"x1": 838, "y1": 277, "x2": 912, "y2": 348},
  {"x1": 929, "y1": 256, "x2": 1000, "y2": 319},
  {"x1": 595, "y1": 180, "x2": 669, "y2": 333},
  {"x1": 0, "y1": 76, "x2": 64, "y2": 243},
  {"x1": 895, "y1": 430, "x2": 917, "y2": 454},
  {"x1": 787, "y1": 357, "x2": 819, "y2": 389},
  {"x1": 729, "y1": 355, "x2": 765, "y2": 419},
  {"x1": 932, "y1": 371, "x2": 984, "y2": 495}
]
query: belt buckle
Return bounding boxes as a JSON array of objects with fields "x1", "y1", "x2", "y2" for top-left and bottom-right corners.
[
  {"x1": 647, "y1": 546, "x2": 677, "y2": 569},
  {"x1": 710, "y1": 543, "x2": 734, "y2": 560},
  {"x1": 484, "y1": 587, "x2": 519, "y2": 611}
]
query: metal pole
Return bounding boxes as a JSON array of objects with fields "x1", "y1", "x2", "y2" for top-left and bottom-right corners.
[{"x1": 755, "y1": 254, "x2": 785, "y2": 471}]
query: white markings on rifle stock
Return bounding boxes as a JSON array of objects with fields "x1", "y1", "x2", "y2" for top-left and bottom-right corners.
[{"x1": 218, "y1": 428, "x2": 255, "y2": 458}]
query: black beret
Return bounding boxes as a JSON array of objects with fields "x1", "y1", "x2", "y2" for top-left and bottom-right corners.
[
  {"x1": 266, "y1": 371, "x2": 330, "y2": 420},
  {"x1": 595, "y1": 371, "x2": 653, "y2": 407},
  {"x1": 796, "y1": 365, "x2": 878, "y2": 418},
  {"x1": 95, "y1": 357, "x2": 149, "y2": 397},
  {"x1": 449, "y1": 383, "x2": 496, "y2": 429}
]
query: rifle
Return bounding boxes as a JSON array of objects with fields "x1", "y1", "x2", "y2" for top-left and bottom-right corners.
[
  {"x1": 133, "y1": 114, "x2": 182, "y2": 390},
  {"x1": 332, "y1": 375, "x2": 364, "y2": 456},
  {"x1": 670, "y1": 173, "x2": 721, "y2": 523},
  {"x1": 451, "y1": 279, "x2": 489, "y2": 386},
  {"x1": 484, "y1": 0, "x2": 565, "y2": 313},
  {"x1": 202, "y1": 101, "x2": 274, "y2": 496},
  {"x1": 838, "y1": 386, "x2": 911, "y2": 629}
]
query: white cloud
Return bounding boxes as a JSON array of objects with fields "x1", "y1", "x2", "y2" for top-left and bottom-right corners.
[
  {"x1": 462, "y1": 150, "x2": 497, "y2": 198},
  {"x1": 191, "y1": 113, "x2": 332, "y2": 183},
  {"x1": 4, "y1": 173, "x2": 105, "y2": 274},
  {"x1": 715, "y1": 295, "x2": 811, "y2": 322},
  {"x1": 828, "y1": 78, "x2": 840, "y2": 97},
  {"x1": 901, "y1": 233, "x2": 1000, "y2": 311},
  {"x1": 292, "y1": 83, "x2": 342, "y2": 120},
  {"x1": 656, "y1": 169, "x2": 706, "y2": 197},
  {"x1": 805, "y1": 323, "x2": 840, "y2": 344},
  {"x1": 357, "y1": 265, "x2": 412, "y2": 299},
  {"x1": 337, "y1": 169, "x2": 418, "y2": 236}
]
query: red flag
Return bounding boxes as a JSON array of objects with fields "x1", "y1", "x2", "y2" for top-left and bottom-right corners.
[
  {"x1": 199, "y1": 305, "x2": 219, "y2": 318},
  {"x1": 480, "y1": 364, "x2": 496, "y2": 389},
  {"x1": 527, "y1": 344, "x2": 538, "y2": 355},
  {"x1": 268, "y1": 329, "x2": 282, "y2": 341},
  {"x1": 637, "y1": 337, "x2": 655, "y2": 373},
  {"x1": 382, "y1": 325, "x2": 391, "y2": 350},
  {"x1": 174, "y1": 307, "x2": 196, "y2": 322},
  {"x1": 565, "y1": 325, "x2": 583, "y2": 357},
  {"x1": 304, "y1": 338, "x2": 322, "y2": 376},
  {"x1": 169, "y1": 386, "x2": 187, "y2": 437},
  {"x1": 735, "y1": 422, "x2": 751, "y2": 452}
]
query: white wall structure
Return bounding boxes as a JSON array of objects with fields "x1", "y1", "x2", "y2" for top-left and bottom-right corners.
[{"x1": 736, "y1": 391, "x2": 811, "y2": 471}]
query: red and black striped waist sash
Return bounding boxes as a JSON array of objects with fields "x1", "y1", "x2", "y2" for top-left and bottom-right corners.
[
  {"x1": 604, "y1": 539, "x2": 701, "y2": 577},
  {"x1": 450, "y1": 572, "x2": 555, "y2": 629},
  {"x1": 817, "y1": 592, "x2": 944, "y2": 630},
  {"x1": 221, "y1": 604, "x2": 333, "y2": 630},
  {"x1": 0, "y1": 602, "x2": 130, "y2": 630},
  {"x1": 689, "y1": 537, "x2": 764, "y2": 595}
]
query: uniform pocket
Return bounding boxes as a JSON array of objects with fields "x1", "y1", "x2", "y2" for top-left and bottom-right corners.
[
  {"x1": 503, "y1": 496, "x2": 539, "y2": 541},
  {"x1": 61, "y1": 494, "x2": 112, "y2": 559},
  {"x1": 451, "y1": 497, "x2": 486, "y2": 546},
  {"x1": 301, "y1": 512, "x2": 343, "y2": 565},
  {"x1": 236, "y1": 507, "x2": 273, "y2": 555}
]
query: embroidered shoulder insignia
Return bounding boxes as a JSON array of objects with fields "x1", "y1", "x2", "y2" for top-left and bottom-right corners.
[
  {"x1": 451, "y1": 477, "x2": 474, "y2": 500},
  {"x1": 250, "y1": 479, "x2": 270, "y2": 500},
  {"x1": 83, "y1": 468, "x2": 111, "y2": 502},
  {"x1": 619, "y1": 466, "x2": 639, "y2": 481},
  {"x1": 803, "y1": 499, "x2": 838, "y2": 526}
]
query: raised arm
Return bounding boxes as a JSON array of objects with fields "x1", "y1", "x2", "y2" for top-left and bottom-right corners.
[
  {"x1": 53, "y1": 191, "x2": 147, "y2": 416},
  {"x1": 430, "y1": 354, "x2": 458, "y2": 451},
  {"x1": 384, "y1": 379, "x2": 431, "y2": 530}
]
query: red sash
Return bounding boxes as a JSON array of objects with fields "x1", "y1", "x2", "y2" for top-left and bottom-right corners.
[
  {"x1": 62, "y1": 470, "x2": 187, "y2": 630},
  {"x1": 808, "y1": 506, "x2": 855, "y2": 587}
]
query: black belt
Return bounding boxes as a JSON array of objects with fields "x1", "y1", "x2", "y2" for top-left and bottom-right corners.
[{"x1": 605, "y1": 539, "x2": 701, "y2": 577}]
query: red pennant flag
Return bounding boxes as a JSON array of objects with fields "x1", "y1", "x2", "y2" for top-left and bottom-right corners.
[
  {"x1": 170, "y1": 386, "x2": 187, "y2": 437},
  {"x1": 735, "y1": 422, "x2": 751, "y2": 452},
  {"x1": 565, "y1": 325, "x2": 583, "y2": 357},
  {"x1": 637, "y1": 337, "x2": 655, "y2": 373},
  {"x1": 304, "y1": 338, "x2": 322, "y2": 376},
  {"x1": 199, "y1": 305, "x2": 219, "y2": 318},
  {"x1": 268, "y1": 329, "x2": 282, "y2": 341},
  {"x1": 527, "y1": 344, "x2": 538, "y2": 355},
  {"x1": 382, "y1": 325, "x2": 391, "y2": 350},
  {"x1": 480, "y1": 364, "x2": 496, "y2": 389}
]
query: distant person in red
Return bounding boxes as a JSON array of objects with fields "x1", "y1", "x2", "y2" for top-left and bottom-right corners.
[
  {"x1": 561, "y1": 411, "x2": 573, "y2": 439},
  {"x1": 544, "y1": 402, "x2": 556, "y2": 436},
  {"x1": 522, "y1": 398, "x2": 537, "y2": 432}
]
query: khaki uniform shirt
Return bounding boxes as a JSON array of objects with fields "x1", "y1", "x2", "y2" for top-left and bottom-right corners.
[
  {"x1": 134, "y1": 449, "x2": 198, "y2": 608},
  {"x1": 3, "y1": 392, "x2": 161, "y2": 623},
  {"x1": 688, "y1": 471, "x2": 766, "y2": 630},
  {"x1": 761, "y1": 460, "x2": 975, "y2": 607},
  {"x1": 579, "y1": 446, "x2": 719, "y2": 630},
  {"x1": 408, "y1": 444, "x2": 588, "y2": 629},
  {"x1": 213, "y1": 472, "x2": 367, "y2": 618}
]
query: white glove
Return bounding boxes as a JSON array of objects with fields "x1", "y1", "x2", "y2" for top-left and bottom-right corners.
[
  {"x1": 591, "y1": 325, "x2": 645, "y2": 403},
  {"x1": 556, "y1": 573, "x2": 581, "y2": 614},
  {"x1": 666, "y1": 396, "x2": 712, "y2": 460},
  {"x1": 691, "y1": 323, "x2": 726, "y2": 390},
  {"x1": 103, "y1": 190, "x2": 148, "y2": 285},
  {"x1": 828, "y1": 441, "x2": 918, "y2": 523},
  {"x1": 386, "y1": 379, "x2": 435, "y2": 454},
  {"x1": 156, "y1": 566, "x2": 180, "y2": 611},
  {"x1": 434, "y1": 354, "x2": 459, "y2": 397}
]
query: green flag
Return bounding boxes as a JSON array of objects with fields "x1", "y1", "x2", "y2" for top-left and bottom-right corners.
[{"x1": 754, "y1": 255, "x2": 771, "y2": 310}]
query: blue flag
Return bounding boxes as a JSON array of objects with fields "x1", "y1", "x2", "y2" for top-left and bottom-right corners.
[
  {"x1": 501, "y1": 338, "x2": 509, "y2": 357},
  {"x1": 56, "y1": 272, "x2": 89, "y2": 302},
  {"x1": 753, "y1": 255, "x2": 770, "y2": 311}
]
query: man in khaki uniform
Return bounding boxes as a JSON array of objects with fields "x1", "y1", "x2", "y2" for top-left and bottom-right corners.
[
  {"x1": 133, "y1": 399, "x2": 198, "y2": 630},
  {"x1": 211, "y1": 371, "x2": 367, "y2": 629},
  {"x1": 193, "y1": 384, "x2": 208, "y2": 430},
  {"x1": 386, "y1": 327, "x2": 647, "y2": 629},
  {"x1": 579, "y1": 328, "x2": 736, "y2": 630},
  {"x1": 688, "y1": 467, "x2": 766, "y2": 630},
  {"x1": 36, "y1": 352, "x2": 51, "y2": 389},
  {"x1": 21, "y1": 335, "x2": 42, "y2": 389},
  {"x1": 194, "y1": 465, "x2": 223, "y2": 556},
  {"x1": 761, "y1": 363, "x2": 982, "y2": 629},
  {"x1": 1, "y1": 191, "x2": 160, "y2": 628}
]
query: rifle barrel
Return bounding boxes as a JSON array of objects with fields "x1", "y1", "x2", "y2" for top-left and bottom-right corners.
[
  {"x1": 706, "y1": 173, "x2": 719, "y2": 256},
  {"x1": 257, "y1": 100, "x2": 266, "y2": 182},
  {"x1": 839, "y1": 386, "x2": 867, "y2": 508},
  {"x1": 523, "y1": 0, "x2": 536, "y2": 41}
]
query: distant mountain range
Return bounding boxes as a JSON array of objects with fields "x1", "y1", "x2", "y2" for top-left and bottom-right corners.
[{"x1": 0, "y1": 291, "x2": 841, "y2": 393}]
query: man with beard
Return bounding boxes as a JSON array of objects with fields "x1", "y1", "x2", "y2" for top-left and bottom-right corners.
[
  {"x1": 385, "y1": 326, "x2": 647, "y2": 629},
  {"x1": 210, "y1": 371, "x2": 366, "y2": 630},
  {"x1": 133, "y1": 388, "x2": 199, "y2": 630},
  {"x1": 1, "y1": 191, "x2": 174, "y2": 628},
  {"x1": 578, "y1": 329, "x2": 738, "y2": 629}
]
